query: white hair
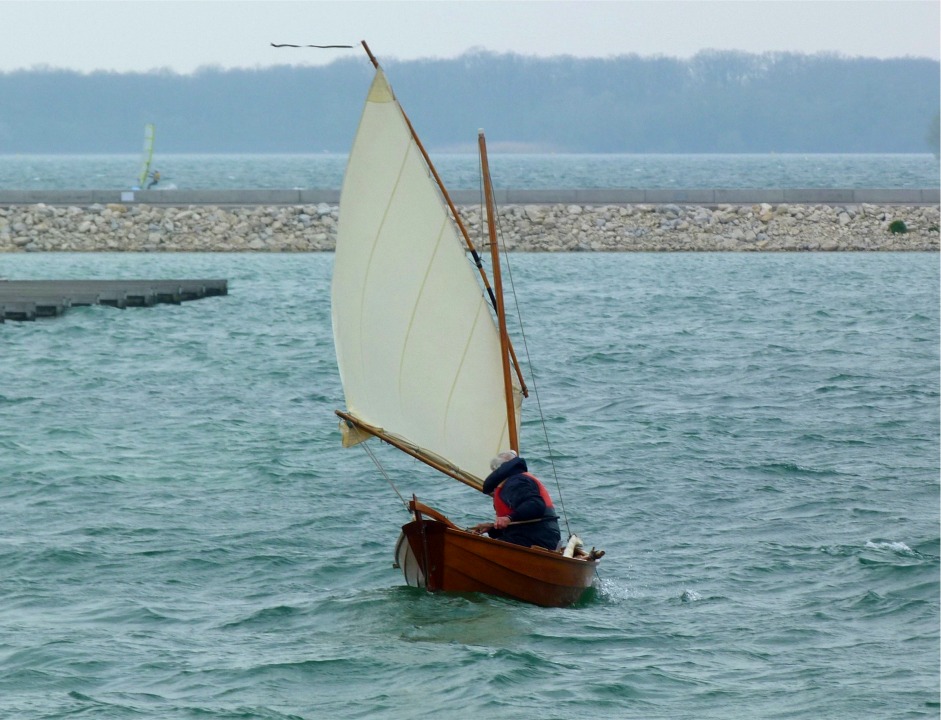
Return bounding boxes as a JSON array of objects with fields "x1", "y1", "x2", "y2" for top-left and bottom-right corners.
[{"x1": 489, "y1": 450, "x2": 518, "y2": 471}]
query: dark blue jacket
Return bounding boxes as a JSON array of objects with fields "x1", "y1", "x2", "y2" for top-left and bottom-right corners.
[{"x1": 482, "y1": 457, "x2": 561, "y2": 551}]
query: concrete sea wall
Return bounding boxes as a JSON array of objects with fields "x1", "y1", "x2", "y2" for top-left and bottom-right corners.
[
  {"x1": 0, "y1": 191, "x2": 938, "y2": 253},
  {"x1": 0, "y1": 188, "x2": 938, "y2": 207}
]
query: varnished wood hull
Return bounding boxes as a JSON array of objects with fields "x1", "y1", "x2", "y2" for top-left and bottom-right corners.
[{"x1": 397, "y1": 518, "x2": 597, "y2": 608}]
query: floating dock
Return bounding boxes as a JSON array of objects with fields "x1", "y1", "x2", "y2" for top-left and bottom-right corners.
[{"x1": 0, "y1": 279, "x2": 227, "y2": 321}]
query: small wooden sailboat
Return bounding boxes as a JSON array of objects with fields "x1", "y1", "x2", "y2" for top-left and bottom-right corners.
[{"x1": 331, "y1": 42, "x2": 600, "y2": 607}]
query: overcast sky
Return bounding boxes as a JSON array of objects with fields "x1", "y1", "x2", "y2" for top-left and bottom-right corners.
[{"x1": 1, "y1": 0, "x2": 938, "y2": 74}]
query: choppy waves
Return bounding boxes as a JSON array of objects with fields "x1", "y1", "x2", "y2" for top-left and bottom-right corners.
[{"x1": 0, "y1": 252, "x2": 937, "y2": 718}]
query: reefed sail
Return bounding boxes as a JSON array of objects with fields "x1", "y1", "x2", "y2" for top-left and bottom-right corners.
[{"x1": 331, "y1": 69, "x2": 520, "y2": 485}]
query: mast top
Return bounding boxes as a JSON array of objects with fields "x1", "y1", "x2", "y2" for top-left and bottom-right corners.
[{"x1": 362, "y1": 40, "x2": 379, "y2": 68}]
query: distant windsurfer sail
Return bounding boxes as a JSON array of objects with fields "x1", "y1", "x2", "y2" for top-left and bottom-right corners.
[{"x1": 136, "y1": 123, "x2": 156, "y2": 189}]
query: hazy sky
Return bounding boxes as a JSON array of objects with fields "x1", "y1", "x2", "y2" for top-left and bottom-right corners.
[{"x1": 1, "y1": 0, "x2": 938, "y2": 74}]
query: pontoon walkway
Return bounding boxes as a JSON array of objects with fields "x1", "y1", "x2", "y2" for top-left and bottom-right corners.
[{"x1": 0, "y1": 279, "x2": 227, "y2": 321}]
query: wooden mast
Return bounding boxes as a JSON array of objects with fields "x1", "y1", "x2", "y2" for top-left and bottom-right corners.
[
  {"x1": 360, "y1": 40, "x2": 528, "y2": 400},
  {"x1": 478, "y1": 130, "x2": 519, "y2": 453}
]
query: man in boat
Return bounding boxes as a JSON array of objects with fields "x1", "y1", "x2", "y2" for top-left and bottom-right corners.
[{"x1": 472, "y1": 450, "x2": 562, "y2": 551}]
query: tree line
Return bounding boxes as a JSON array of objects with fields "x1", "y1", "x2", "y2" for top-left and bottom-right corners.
[{"x1": 0, "y1": 51, "x2": 937, "y2": 154}]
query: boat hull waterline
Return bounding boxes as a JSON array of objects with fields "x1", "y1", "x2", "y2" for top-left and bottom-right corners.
[{"x1": 396, "y1": 517, "x2": 598, "y2": 608}]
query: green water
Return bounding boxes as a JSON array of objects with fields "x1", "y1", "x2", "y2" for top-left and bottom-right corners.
[
  {"x1": 1, "y1": 252, "x2": 938, "y2": 719},
  {"x1": 0, "y1": 153, "x2": 938, "y2": 190}
]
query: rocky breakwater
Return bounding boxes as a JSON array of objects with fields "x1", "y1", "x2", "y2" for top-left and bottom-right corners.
[
  {"x1": 0, "y1": 204, "x2": 339, "y2": 253},
  {"x1": 473, "y1": 203, "x2": 939, "y2": 252},
  {"x1": 0, "y1": 201, "x2": 937, "y2": 252}
]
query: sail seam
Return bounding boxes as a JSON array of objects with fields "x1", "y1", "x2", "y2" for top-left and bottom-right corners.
[
  {"x1": 396, "y1": 205, "x2": 445, "y2": 407},
  {"x1": 354, "y1": 124, "x2": 413, "y2": 407}
]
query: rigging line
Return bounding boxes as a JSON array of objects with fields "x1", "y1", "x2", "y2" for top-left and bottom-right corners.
[
  {"x1": 476, "y1": 162, "x2": 573, "y2": 538},
  {"x1": 360, "y1": 442, "x2": 410, "y2": 513},
  {"x1": 497, "y1": 224, "x2": 572, "y2": 537}
]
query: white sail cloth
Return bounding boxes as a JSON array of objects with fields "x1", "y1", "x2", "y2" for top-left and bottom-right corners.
[{"x1": 332, "y1": 68, "x2": 520, "y2": 483}]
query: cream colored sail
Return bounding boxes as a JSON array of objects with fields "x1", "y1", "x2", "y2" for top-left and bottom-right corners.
[{"x1": 332, "y1": 67, "x2": 520, "y2": 484}]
